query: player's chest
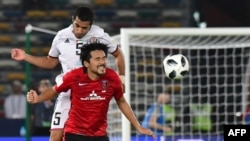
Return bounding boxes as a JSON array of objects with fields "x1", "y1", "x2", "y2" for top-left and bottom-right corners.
[
  {"x1": 72, "y1": 80, "x2": 114, "y2": 100},
  {"x1": 57, "y1": 40, "x2": 81, "y2": 56}
]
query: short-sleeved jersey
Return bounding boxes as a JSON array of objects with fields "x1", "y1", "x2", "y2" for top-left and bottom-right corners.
[
  {"x1": 54, "y1": 67, "x2": 123, "y2": 136},
  {"x1": 49, "y1": 25, "x2": 119, "y2": 98}
]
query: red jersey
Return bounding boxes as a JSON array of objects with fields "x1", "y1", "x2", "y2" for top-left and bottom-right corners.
[{"x1": 54, "y1": 67, "x2": 123, "y2": 136}]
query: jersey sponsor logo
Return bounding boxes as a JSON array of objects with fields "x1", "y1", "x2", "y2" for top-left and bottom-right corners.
[{"x1": 80, "y1": 90, "x2": 105, "y2": 101}]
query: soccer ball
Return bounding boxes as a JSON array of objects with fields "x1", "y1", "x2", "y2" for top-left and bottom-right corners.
[{"x1": 163, "y1": 54, "x2": 189, "y2": 80}]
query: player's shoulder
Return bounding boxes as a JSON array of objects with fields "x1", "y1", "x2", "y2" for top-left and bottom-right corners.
[
  {"x1": 69, "y1": 67, "x2": 83, "y2": 73},
  {"x1": 56, "y1": 25, "x2": 72, "y2": 37},
  {"x1": 64, "y1": 67, "x2": 83, "y2": 77},
  {"x1": 91, "y1": 25, "x2": 104, "y2": 31},
  {"x1": 106, "y1": 68, "x2": 117, "y2": 73},
  {"x1": 105, "y1": 68, "x2": 119, "y2": 79},
  {"x1": 87, "y1": 25, "x2": 105, "y2": 36}
]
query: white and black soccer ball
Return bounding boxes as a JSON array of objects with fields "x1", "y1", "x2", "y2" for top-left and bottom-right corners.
[{"x1": 163, "y1": 54, "x2": 189, "y2": 80}]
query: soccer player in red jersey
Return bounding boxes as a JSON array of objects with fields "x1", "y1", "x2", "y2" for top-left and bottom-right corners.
[
  {"x1": 26, "y1": 43, "x2": 155, "y2": 141},
  {"x1": 12, "y1": 6, "x2": 125, "y2": 141}
]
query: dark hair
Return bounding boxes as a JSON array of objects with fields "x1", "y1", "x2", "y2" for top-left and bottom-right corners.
[
  {"x1": 39, "y1": 79, "x2": 52, "y2": 87},
  {"x1": 80, "y1": 43, "x2": 108, "y2": 65},
  {"x1": 73, "y1": 6, "x2": 94, "y2": 25}
]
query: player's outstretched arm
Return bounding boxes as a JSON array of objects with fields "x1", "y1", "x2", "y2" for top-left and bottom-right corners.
[
  {"x1": 27, "y1": 88, "x2": 58, "y2": 104},
  {"x1": 148, "y1": 115, "x2": 172, "y2": 133},
  {"x1": 11, "y1": 48, "x2": 59, "y2": 69},
  {"x1": 116, "y1": 97, "x2": 156, "y2": 139}
]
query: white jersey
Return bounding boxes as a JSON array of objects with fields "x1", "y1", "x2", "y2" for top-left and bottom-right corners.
[{"x1": 49, "y1": 24, "x2": 118, "y2": 98}]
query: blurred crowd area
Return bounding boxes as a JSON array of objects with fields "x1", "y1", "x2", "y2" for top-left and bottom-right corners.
[
  {"x1": 1, "y1": 0, "x2": 250, "y2": 137},
  {"x1": 0, "y1": 0, "x2": 191, "y2": 119},
  {"x1": 0, "y1": 0, "x2": 190, "y2": 136}
]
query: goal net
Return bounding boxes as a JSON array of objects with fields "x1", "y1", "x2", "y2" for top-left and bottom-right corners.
[{"x1": 115, "y1": 28, "x2": 250, "y2": 141}]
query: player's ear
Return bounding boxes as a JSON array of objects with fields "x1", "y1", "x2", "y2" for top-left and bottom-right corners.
[
  {"x1": 72, "y1": 16, "x2": 74, "y2": 23},
  {"x1": 83, "y1": 61, "x2": 89, "y2": 68}
]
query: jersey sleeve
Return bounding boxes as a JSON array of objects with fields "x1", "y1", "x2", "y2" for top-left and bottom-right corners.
[
  {"x1": 48, "y1": 33, "x2": 60, "y2": 58},
  {"x1": 112, "y1": 71, "x2": 124, "y2": 100},
  {"x1": 101, "y1": 32, "x2": 119, "y2": 54},
  {"x1": 54, "y1": 70, "x2": 72, "y2": 93},
  {"x1": 91, "y1": 25, "x2": 119, "y2": 54}
]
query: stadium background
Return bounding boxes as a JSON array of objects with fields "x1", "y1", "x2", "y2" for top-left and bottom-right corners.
[{"x1": 0, "y1": 0, "x2": 250, "y2": 140}]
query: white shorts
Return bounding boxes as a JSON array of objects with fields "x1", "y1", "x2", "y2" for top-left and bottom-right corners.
[{"x1": 50, "y1": 91, "x2": 71, "y2": 129}]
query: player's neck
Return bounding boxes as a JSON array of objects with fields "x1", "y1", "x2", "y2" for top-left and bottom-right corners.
[{"x1": 87, "y1": 73, "x2": 100, "y2": 81}]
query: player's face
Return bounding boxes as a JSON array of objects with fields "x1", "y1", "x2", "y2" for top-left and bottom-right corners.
[
  {"x1": 86, "y1": 50, "x2": 107, "y2": 77},
  {"x1": 72, "y1": 16, "x2": 91, "y2": 38},
  {"x1": 38, "y1": 84, "x2": 48, "y2": 93}
]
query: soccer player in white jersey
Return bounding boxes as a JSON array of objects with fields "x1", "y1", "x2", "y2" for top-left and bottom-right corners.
[{"x1": 11, "y1": 6, "x2": 125, "y2": 141}]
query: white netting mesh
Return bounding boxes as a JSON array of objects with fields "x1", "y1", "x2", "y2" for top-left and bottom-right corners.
[
  {"x1": 128, "y1": 35, "x2": 250, "y2": 48},
  {"x1": 112, "y1": 29, "x2": 250, "y2": 141},
  {"x1": 27, "y1": 26, "x2": 250, "y2": 141},
  {"x1": 106, "y1": 55, "x2": 123, "y2": 141}
]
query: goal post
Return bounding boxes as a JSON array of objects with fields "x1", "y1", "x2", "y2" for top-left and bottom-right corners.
[
  {"x1": 24, "y1": 24, "x2": 250, "y2": 141},
  {"x1": 120, "y1": 28, "x2": 250, "y2": 141}
]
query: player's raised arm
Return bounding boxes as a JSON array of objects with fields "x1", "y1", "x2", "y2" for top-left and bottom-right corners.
[
  {"x1": 11, "y1": 48, "x2": 59, "y2": 69},
  {"x1": 111, "y1": 47, "x2": 126, "y2": 92},
  {"x1": 27, "y1": 88, "x2": 58, "y2": 104},
  {"x1": 116, "y1": 96, "x2": 156, "y2": 139},
  {"x1": 111, "y1": 47, "x2": 125, "y2": 76}
]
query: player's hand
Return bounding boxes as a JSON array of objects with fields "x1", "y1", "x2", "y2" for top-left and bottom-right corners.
[
  {"x1": 26, "y1": 90, "x2": 38, "y2": 104},
  {"x1": 163, "y1": 126, "x2": 172, "y2": 133},
  {"x1": 138, "y1": 126, "x2": 156, "y2": 139},
  {"x1": 11, "y1": 48, "x2": 26, "y2": 61}
]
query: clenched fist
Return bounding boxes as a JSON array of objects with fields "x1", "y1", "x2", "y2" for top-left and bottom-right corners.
[
  {"x1": 11, "y1": 48, "x2": 26, "y2": 61},
  {"x1": 26, "y1": 90, "x2": 38, "y2": 104}
]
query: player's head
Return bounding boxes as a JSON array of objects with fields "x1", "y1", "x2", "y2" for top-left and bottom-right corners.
[
  {"x1": 11, "y1": 80, "x2": 23, "y2": 94},
  {"x1": 38, "y1": 79, "x2": 52, "y2": 93},
  {"x1": 80, "y1": 43, "x2": 108, "y2": 76},
  {"x1": 157, "y1": 93, "x2": 170, "y2": 104},
  {"x1": 72, "y1": 6, "x2": 94, "y2": 38}
]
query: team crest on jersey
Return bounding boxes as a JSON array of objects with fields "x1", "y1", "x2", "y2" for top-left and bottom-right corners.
[
  {"x1": 88, "y1": 37, "x2": 100, "y2": 44},
  {"x1": 101, "y1": 80, "x2": 109, "y2": 93}
]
